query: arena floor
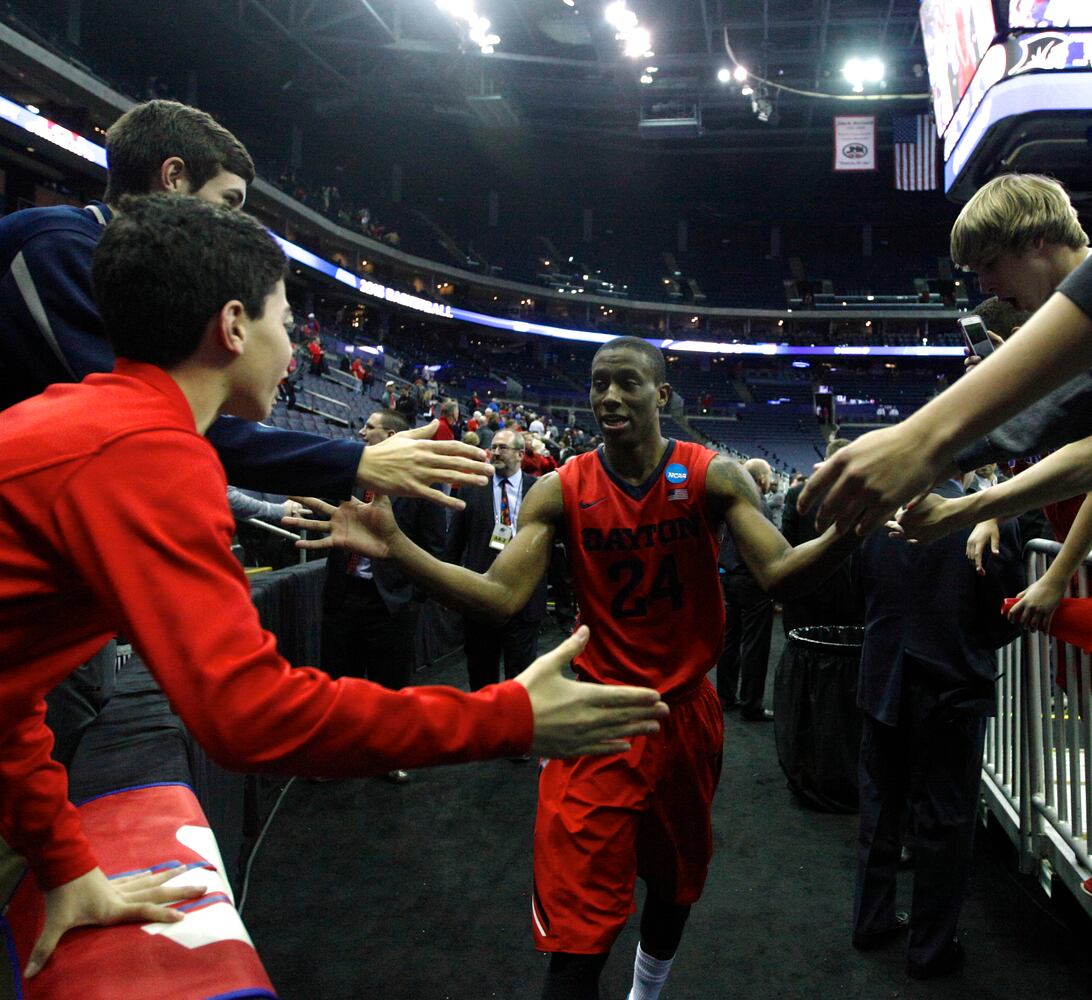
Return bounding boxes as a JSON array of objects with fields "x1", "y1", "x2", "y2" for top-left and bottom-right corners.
[{"x1": 244, "y1": 620, "x2": 1092, "y2": 999}]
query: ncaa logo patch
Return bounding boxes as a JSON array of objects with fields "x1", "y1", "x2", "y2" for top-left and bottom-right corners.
[{"x1": 664, "y1": 463, "x2": 688, "y2": 486}]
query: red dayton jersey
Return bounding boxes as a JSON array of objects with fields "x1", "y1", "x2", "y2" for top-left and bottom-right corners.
[{"x1": 558, "y1": 440, "x2": 724, "y2": 695}]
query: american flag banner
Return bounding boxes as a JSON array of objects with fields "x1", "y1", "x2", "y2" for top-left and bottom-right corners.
[{"x1": 893, "y1": 114, "x2": 937, "y2": 191}]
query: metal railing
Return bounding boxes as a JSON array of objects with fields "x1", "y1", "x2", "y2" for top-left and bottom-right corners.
[
  {"x1": 982, "y1": 539, "x2": 1092, "y2": 912},
  {"x1": 296, "y1": 386, "x2": 352, "y2": 427},
  {"x1": 242, "y1": 517, "x2": 307, "y2": 565}
]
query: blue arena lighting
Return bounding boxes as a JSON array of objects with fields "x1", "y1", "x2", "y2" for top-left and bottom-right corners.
[
  {"x1": 0, "y1": 95, "x2": 107, "y2": 168},
  {"x1": 0, "y1": 94, "x2": 966, "y2": 360}
]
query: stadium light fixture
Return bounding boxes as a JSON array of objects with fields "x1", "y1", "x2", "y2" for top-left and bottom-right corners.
[
  {"x1": 605, "y1": 1, "x2": 653, "y2": 58},
  {"x1": 842, "y1": 57, "x2": 884, "y2": 94},
  {"x1": 733, "y1": 66, "x2": 748, "y2": 82},
  {"x1": 435, "y1": 0, "x2": 501, "y2": 53},
  {"x1": 716, "y1": 67, "x2": 732, "y2": 83}
]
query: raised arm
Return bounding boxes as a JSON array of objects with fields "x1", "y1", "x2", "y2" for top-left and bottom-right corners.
[
  {"x1": 292, "y1": 472, "x2": 564, "y2": 622},
  {"x1": 894, "y1": 434, "x2": 1092, "y2": 543},
  {"x1": 708, "y1": 457, "x2": 857, "y2": 600},
  {"x1": 800, "y1": 287, "x2": 1092, "y2": 535}
]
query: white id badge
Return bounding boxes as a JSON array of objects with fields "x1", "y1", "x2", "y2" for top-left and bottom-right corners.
[{"x1": 489, "y1": 521, "x2": 514, "y2": 551}]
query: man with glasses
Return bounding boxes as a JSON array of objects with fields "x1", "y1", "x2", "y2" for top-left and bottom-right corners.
[{"x1": 444, "y1": 429, "x2": 547, "y2": 691}]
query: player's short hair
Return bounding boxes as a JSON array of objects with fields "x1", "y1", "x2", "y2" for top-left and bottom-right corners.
[
  {"x1": 378, "y1": 410, "x2": 410, "y2": 434},
  {"x1": 592, "y1": 336, "x2": 667, "y2": 384},
  {"x1": 950, "y1": 173, "x2": 1088, "y2": 269},
  {"x1": 103, "y1": 100, "x2": 255, "y2": 203},
  {"x1": 92, "y1": 195, "x2": 285, "y2": 368},
  {"x1": 972, "y1": 296, "x2": 1033, "y2": 339}
]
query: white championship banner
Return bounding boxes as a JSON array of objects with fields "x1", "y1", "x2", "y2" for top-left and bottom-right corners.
[{"x1": 832, "y1": 115, "x2": 876, "y2": 172}]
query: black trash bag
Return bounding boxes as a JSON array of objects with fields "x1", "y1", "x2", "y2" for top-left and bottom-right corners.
[{"x1": 774, "y1": 625, "x2": 864, "y2": 813}]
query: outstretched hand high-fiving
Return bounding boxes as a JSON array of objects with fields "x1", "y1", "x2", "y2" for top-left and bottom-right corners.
[{"x1": 514, "y1": 626, "x2": 668, "y2": 759}]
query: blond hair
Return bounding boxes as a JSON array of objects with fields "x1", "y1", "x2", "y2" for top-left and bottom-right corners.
[{"x1": 950, "y1": 173, "x2": 1087, "y2": 269}]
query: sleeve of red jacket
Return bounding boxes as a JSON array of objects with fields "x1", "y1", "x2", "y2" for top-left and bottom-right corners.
[
  {"x1": 0, "y1": 701, "x2": 97, "y2": 888},
  {"x1": 25, "y1": 430, "x2": 532, "y2": 886}
]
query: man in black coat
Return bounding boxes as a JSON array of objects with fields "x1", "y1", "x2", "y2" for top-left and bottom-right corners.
[
  {"x1": 321, "y1": 409, "x2": 446, "y2": 780},
  {"x1": 853, "y1": 477, "x2": 1024, "y2": 978},
  {"x1": 443, "y1": 428, "x2": 547, "y2": 691}
]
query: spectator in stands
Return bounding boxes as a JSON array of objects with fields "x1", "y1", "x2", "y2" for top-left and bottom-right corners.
[
  {"x1": 528, "y1": 412, "x2": 545, "y2": 436},
  {"x1": 0, "y1": 196, "x2": 666, "y2": 979},
  {"x1": 717, "y1": 458, "x2": 776, "y2": 721},
  {"x1": 279, "y1": 353, "x2": 302, "y2": 409},
  {"x1": 396, "y1": 386, "x2": 418, "y2": 426},
  {"x1": 307, "y1": 336, "x2": 325, "y2": 375},
  {"x1": 462, "y1": 430, "x2": 480, "y2": 448},
  {"x1": 444, "y1": 429, "x2": 547, "y2": 696},
  {"x1": 476, "y1": 413, "x2": 495, "y2": 450},
  {"x1": 853, "y1": 476, "x2": 1022, "y2": 978},
  {"x1": 436, "y1": 398, "x2": 459, "y2": 440},
  {"x1": 382, "y1": 380, "x2": 398, "y2": 409},
  {"x1": 322, "y1": 410, "x2": 447, "y2": 784},
  {"x1": 350, "y1": 356, "x2": 367, "y2": 391}
]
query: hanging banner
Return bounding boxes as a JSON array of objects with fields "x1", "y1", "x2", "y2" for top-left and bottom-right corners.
[{"x1": 833, "y1": 115, "x2": 877, "y2": 171}]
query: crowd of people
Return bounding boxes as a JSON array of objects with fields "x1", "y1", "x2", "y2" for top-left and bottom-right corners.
[{"x1": 1, "y1": 91, "x2": 1091, "y2": 1000}]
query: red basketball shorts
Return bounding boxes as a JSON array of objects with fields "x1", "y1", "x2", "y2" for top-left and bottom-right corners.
[{"x1": 531, "y1": 678, "x2": 723, "y2": 954}]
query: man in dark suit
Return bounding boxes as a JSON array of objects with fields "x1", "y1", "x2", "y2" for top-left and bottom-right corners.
[
  {"x1": 853, "y1": 477, "x2": 1023, "y2": 978},
  {"x1": 444, "y1": 429, "x2": 547, "y2": 692},
  {"x1": 780, "y1": 439, "x2": 863, "y2": 635},
  {"x1": 321, "y1": 409, "x2": 446, "y2": 782},
  {"x1": 717, "y1": 458, "x2": 776, "y2": 720}
]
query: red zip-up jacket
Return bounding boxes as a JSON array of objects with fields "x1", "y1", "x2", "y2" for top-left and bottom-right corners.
[{"x1": 0, "y1": 360, "x2": 532, "y2": 889}]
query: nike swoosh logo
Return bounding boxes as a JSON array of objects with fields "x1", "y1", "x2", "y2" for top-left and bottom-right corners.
[{"x1": 579, "y1": 498, "x2": 607, "y2": 509}]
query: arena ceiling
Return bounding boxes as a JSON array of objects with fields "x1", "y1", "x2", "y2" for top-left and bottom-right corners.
[{"x1": 218, "y1": 0, "x2": 932, "y2": 155}]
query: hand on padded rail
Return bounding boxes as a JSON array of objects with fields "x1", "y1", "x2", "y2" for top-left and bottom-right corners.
[{"x1": 25, "y1": 866, "x2": 207, "y2": 979}]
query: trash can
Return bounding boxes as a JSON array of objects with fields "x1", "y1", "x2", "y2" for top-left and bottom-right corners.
[{"x1": 773, "y1": 625, "x2": 864, "y2": 813}]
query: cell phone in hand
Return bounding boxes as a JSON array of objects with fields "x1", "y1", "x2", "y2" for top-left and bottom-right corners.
[{"x1": 958, "y1": 315, "x2": 995, "y2": 359}]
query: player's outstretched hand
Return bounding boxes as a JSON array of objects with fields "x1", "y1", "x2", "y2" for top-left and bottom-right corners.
[
  {"x1": 358, "y1": 420, "x2": 493, "y2": 511},
  {"x1": 966, "y1": 518, "x2": 1001, "y2": 576},
  {"x1": 799, "y1": 424, "x2": 934, "y2": 536},
  {"x1": 890, "y1": 492, "x2": 967, "y2": 545},
  {"x1": 284, "y1": 494, "x2": 401, "y2": 558},
  {"x1": 515, "y1": 626, "x2": 668, "y2": 759},
  {"x1": 25, "y1": 866, "x2": 207, "y2": 978}
]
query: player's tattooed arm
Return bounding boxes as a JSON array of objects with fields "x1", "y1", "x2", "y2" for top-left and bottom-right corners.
[{"x1": 704, "y1": 455, "x2": 762, "y2": 521}]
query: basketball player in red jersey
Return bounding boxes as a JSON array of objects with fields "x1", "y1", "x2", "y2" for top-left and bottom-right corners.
[{"x1": 291, "y1": 336, "x2": 857, "y2": 1000}]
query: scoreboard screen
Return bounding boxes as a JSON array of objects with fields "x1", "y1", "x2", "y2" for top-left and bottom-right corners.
[
  {"x1": 919, "y1": 0, "x2": 998, "y2": 135},
  {"x1": 1007, "y1": 1, "x2": 1092, "y2": 29}
]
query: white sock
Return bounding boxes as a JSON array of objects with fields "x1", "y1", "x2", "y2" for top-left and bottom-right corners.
[{"x1": 626, "y1": 943, "x2": 674, "y2": 1000}]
